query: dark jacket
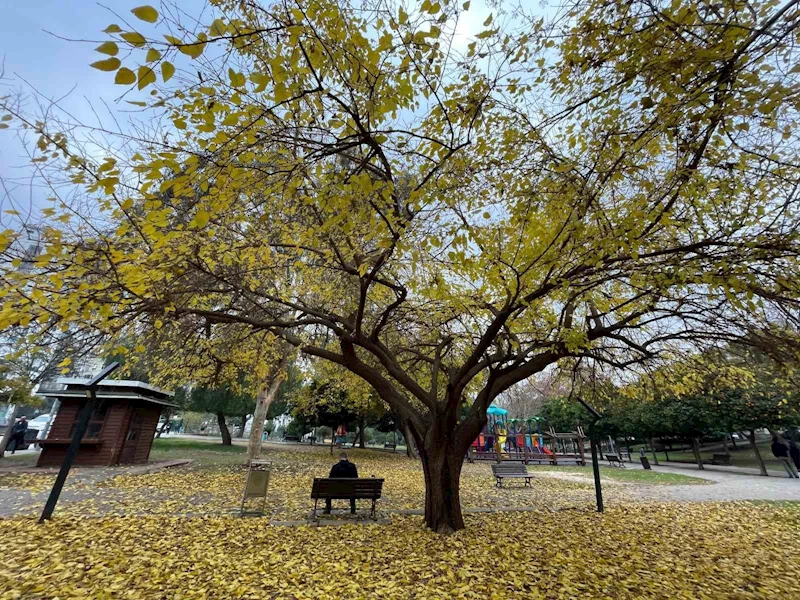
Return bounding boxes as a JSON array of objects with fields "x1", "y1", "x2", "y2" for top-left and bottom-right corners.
[
  {"x1": 329, "y1": 460, "x2": 358, "y2": 478},
  {"x1": 772, "y1": 440, "x2": 789, "y2": 458},
  {"x1": 11, "y1": 421, "x2": 27, "y2": 435}
]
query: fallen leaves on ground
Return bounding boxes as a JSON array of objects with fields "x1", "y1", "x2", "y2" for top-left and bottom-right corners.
[
  {"x1": 1, "y1": 503, "x2": 798, "y2": 599},
  {"x1": 1, "y1": 445, "x2": 700, "y2": 519}
]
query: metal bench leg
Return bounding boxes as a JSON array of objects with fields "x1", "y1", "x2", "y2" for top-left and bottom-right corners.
[{"x1": 313, "y1": 498, "x2": 318, "y2": 521}]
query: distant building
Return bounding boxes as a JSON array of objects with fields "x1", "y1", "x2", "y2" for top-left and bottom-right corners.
[{"x1": 36, "y1": 378, "x2": 177, "y2": 467}]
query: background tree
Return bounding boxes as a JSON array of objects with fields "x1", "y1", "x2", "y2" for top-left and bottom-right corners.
[
  {"x1": 187, "y1": 384, "x2": 255, "y2": 445},
  {"x1": 3, "y1": 0, "x2": 800, "y2": 532}
]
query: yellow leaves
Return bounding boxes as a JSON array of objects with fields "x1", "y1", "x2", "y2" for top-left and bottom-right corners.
[
  {"x1": 121, "y1": 31, "x2": 147, "y2": 47},
  {"x1": 228, "y1": 68, "x2": 246, "y2": 88},
  {"x1": 146, "y1": 48, "x2": 162, "y2": 62},
  {"x1": 103, "y1": 24, "x2": 122, "y2": 33},
  {"x1": 95, "y1": 41, "x2": 119, "y2": 56},
  {"x1": 209, "y1": 18, "x2": 227, "y2": 37},
  {"x1": 90, "y1": 57, "x2": 121, "y2": 72},
  {"x1": 398, "y1": 7, "x2": 408, "y2": 25},
  {"x1": 161, "y1": 62, "x2": 175, "y2": 82},
  {"x1": 177, "y1": 39, "x2": 206, "y2": 59},
  {"x1": 137, "y1": 66, "x2": 157, "y2": 90},
  {"x1": 131, "y1": 5, "x2": 159, "y2": 23},
  {"x1": 193, "y1": 209, "x2": 210, "y2": 228},
  {"x1": 114, "y1": 67, "x2": 136, "y2": 85}
]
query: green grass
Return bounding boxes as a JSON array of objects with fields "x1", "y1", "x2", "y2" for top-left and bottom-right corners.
[
  {"x1": 643, "y1": 440, "x2": 784, "y2": 470},
  {"x1": 529, "y1": 464, "x2": 710, "y2": 485},
  {"x1": 150, "y1": 437, "x2": 246, "y2": 467}
]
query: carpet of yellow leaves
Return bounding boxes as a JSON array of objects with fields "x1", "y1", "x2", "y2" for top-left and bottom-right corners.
[
  {"x1": 1, "y1": 503, "x2": 798, "y2": 599},
  {"x1": 70, "y1": 448, "x2": 603, "y2": 518}
]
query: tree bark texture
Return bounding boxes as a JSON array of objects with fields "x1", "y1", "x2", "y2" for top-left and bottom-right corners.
[
  {"x1": 217, "y1": 412, "x2": 232, "y2": 446},
  {"x1": 749, "y1": 429, "x2": 769, "y2": 476},
  {"x1": 404, "y1": 423, "x2": 419, "y2": 459},
  {"x1": 419, "y1": 440, "x2": 466, "y2": 534},
  {"x1": 238, "y1": 414, "x2": 247, "y2": 438},
  {"x1": 247, "y1": 362, "x2": 285, "y2": 460},
  {"x1": 691, "y1": 437, "x2": 704, "y2": 470}
]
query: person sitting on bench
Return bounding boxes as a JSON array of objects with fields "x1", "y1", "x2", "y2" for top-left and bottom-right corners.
[{"x1": 324, "y1": 452, "x2": 359, "y2": 514}]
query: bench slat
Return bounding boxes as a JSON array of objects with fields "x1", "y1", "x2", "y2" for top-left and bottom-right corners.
[{"x1": 310, "y1": 478, "x2": 384, "y2": 500}]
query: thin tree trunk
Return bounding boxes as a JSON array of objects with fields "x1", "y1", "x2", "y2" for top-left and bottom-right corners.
[
  {"x1": 217, "y1": 412, "x2": 232, "y2": 446},
  {"x1": 156, "y1": 409, "x2": 172, "y2": 438},
  {"x1": 247, "y1": 363, "x2": 285, "y2": 460},
  {"x1": 749, "y1": 429, "x2": 768, "y2": 476},
  {"x1": 237, "y1": 414, "x2": 247, "y2": 438},
  {"x1": 0, "y1": 403, "x2": 21, "y2": 459},
  {"x1": 691, "y1": 437, "x2": 704, "y2": 470},
  {"x1": 723, "y1": 434, "x2": 731, "y2": 456},
  {"x1": 729, "y1": 432, "x2": 737, "y2": 450},
  {"x1": 358, "y1": 416, "x2": 366, "y2": 449},
  {"x1": 648, "y1": 437, "x2": 659, "y2": 466}
]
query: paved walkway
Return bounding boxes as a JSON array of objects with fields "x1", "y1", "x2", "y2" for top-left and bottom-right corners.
[
  {"x1": 0, "y1": 460, "x2": 191, "y2": 518},
  {"x1": 610, "y1": 463, "x2": 800, "y2": 502}
]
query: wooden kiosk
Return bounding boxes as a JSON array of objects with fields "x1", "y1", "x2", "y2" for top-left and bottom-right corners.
[{"x1": 36, "y1": 378, "x2": 176, "y2": 467}]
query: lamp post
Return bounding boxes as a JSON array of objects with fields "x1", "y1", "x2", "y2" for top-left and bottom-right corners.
[
  {"x1": 39, "y1": 362, "x2": 120, "y2": 523},
  {"x1": 577, "y1": 397, "x2": 604, "y2": 513}
]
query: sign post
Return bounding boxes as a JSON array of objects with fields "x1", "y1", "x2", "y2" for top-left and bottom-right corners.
[
  {"x1": 39, "y1": 362, "x2": 120, "y2": 523},
  {"x1": 240, "y1": 459, "x2": 271, "y2": 517}
]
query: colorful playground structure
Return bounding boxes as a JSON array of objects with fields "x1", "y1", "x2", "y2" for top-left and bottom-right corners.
[{"x1": 467, "y1": 405, "x2": 586, "y2": 465}]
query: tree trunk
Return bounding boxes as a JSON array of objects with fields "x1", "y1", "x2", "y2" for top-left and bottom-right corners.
[
  {"x1": 358, "y1": 416, "x2": 366, "y2": 449},
  {"x1": 691, "y1": 437, "x2": 704, "y2": 470},
  {"x1": 247, "y1": 365, "x2": 284, "y2": 460},
  {"x1": 237, "y1": 414, "x2": 248, "y2": 438},
  {"x1": 156, "y1": 409, "x2": 172, "y2": 438},
  {"x1": 729, "y1": 432, "x2": 737, "y2": 450},
  {"x1": 648, "y1": 438, "x2": 659, "y2": 465},
  {"x1": 419, "y1": 441, "x2": 465, "y2": 534},
  {"x1": 217, "y1": 412, "x2": 232, "y2": 446},
  {"x1": 0, "y1": 403, "x2": 21, "y2": 459},
  {"x1": 750, "y1": 429, "x2": 768, "y2": 476},
  {"x1": 404, "y1": 423, "x2": 419, "y2": 459}
]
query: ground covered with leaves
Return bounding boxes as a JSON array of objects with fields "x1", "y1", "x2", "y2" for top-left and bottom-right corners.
[
  {"x1": 1, "y1": 503, "x2": 798, "y2": 599},
  {"x1": 0, "y1": 441, "x2": 707, "y2": 519}
]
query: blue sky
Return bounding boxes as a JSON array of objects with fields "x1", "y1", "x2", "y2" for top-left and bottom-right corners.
[{"x1": 0, "y1": 0, "x2": 502, "y2": 228}]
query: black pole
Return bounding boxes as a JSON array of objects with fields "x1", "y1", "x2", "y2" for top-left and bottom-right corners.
[
  {"x1": 589, "y1": 420, "x2": 604, "y2": 513},
  {"x1": 577, "y1": 397, "x2": 604, "y2": 513},
  {"x1": 39, "y1": 362, "x2": 120, "y2": 523}
]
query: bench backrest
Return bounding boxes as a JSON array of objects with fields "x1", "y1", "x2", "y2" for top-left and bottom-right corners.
[
  {"x1": 310, "y1": 478, "x2": 384, "y2": 499},
  {"x1": 606, "y1": 454, "x2": 620, "y2": 461},
  {"x1": 492, "y1": 464, "x2": 528, "y2": 475}
]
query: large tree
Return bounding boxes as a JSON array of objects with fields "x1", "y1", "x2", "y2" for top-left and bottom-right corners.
[{"x1": 2, "y1": 0, "x2": 800, "y2": 532}]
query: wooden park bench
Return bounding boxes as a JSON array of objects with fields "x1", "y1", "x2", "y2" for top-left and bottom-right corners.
[
  {"x1": 605, "y1": 453, "x2": 626, "y2": 468},
  {"x1": 310, "y1": 477, "x2": 384, "y2": 520},
  {"x1": 492, "y1": 464, "x2": 532, "y2": 487},
  {"x1": 711, "y1": 453, "x2": 731, "y2": 466},
  {"x1": 383, "y1": 442, "x2": 396, "y2": 450},
  {"x1": 282, "y1": 435, "x2": 300, "y2": 443}
]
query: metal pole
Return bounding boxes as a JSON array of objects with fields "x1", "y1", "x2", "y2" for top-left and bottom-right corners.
[
  {"x1": 589, "y1": 420, "x2": 604, "y2": 513},
  {"x1": 39, "y1": 362, "x2": 119, "y2": 523},
  {"x1": 577, "y1": 397, "x2": 604, "y2": 513}
]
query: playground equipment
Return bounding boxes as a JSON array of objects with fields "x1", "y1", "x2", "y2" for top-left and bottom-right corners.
[{"x1": 468, "y1": 405, "x2": 586, "y2": 465}]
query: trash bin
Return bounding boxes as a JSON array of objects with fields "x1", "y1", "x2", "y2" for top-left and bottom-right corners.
[{"x1": 640, "y1": 456, "x2": 651, "y2": 470}]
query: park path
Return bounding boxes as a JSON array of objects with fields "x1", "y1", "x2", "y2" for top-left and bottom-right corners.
[{"x1": 561, "y1": 462, "x2": 800, "y2": 503}]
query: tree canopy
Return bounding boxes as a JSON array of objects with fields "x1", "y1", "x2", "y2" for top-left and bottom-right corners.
[{"x1": 2, "y1": 0, "x2": 800, "y2": 532}]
